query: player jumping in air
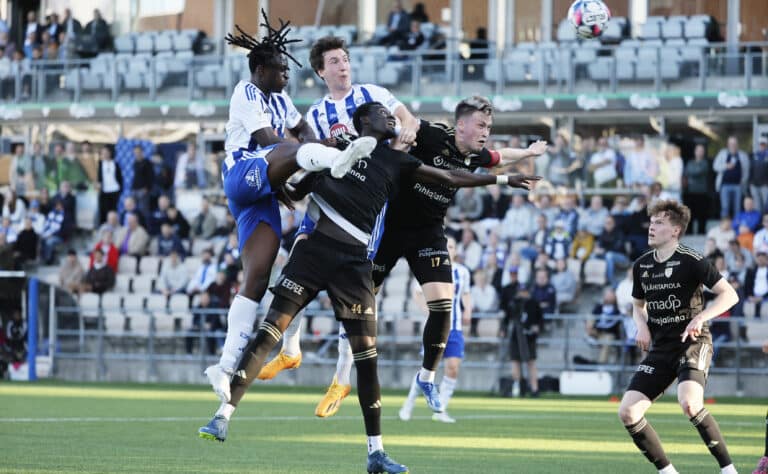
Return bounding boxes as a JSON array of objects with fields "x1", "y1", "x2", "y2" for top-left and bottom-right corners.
[
  {"x1": 202, "y1": 13, "x2": 375, "y2": 403},
  {"x1": 618, "y1": 200, "x2": 739, "y2": 474},
  {"x1": 198, "y1": 102, "x2": 539, "y2": 474}
]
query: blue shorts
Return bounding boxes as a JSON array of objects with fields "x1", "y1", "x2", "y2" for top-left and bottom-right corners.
[
  {"x1": 444, "y1": 329, "x2": 465, "y2": 359},
  {"x1": 222, "y1": 146, "x2": 281, "y2": 251}
]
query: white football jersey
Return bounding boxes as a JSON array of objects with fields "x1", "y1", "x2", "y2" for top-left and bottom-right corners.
[
  {"x1": 450, "y1": 263, "x2": 471, "y2": 332},
  {"x1": 224, "y1": 80, "x2": 301, "y2": 154},
  {"x1": 306, "y1": 83, "x2": 403, "y2": 139}
]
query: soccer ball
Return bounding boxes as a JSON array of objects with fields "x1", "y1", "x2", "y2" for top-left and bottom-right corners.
[{"x1": 568, "y1": 0, "x2": 611, "y2": 39}]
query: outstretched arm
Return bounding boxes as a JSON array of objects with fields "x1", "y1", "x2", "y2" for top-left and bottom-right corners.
[
  {"x1": 494, "y1": 140, "x2": 548, "y2": 167},
  {"x1": 412, "y1": 165, "x2": 540, "y2": 190}
]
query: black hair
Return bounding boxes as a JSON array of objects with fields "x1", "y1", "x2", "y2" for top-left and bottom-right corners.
[
  {"x1": 352, "y1": 101, "x2": 384, "y2": 133},
  {"x1": 225, "y1": 9, "x2": 302, "y2": 74}
]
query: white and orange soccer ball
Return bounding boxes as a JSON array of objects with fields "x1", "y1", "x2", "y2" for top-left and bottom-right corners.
[{"x1": 567, "y1": 0, "x2": 611, "y2": 39}]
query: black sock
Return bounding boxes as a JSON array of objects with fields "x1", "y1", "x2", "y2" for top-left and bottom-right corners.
[
  {"x1": 625, "y1": 418, "x2": 671, "y2": 470},
  {"x1": 352, "y1": 346, "x2": 381, "y2": 436},
  {"x1": 228, "y1": 320, "x2": 282, "y2": 407},
  {"x1": 764, "y1": 410, "x2": 768, "y2": 457},
  {"x1": 422, "y1": 299, "x2": 452, "y2": 371},
  {"x1": 690, "y1": 408, "x2": 732, "y2": 467}
]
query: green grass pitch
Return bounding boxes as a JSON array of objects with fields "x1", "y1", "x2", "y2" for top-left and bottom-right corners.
[{"x1": 0, "y1": 381, "x2": 764, "y2": 473}]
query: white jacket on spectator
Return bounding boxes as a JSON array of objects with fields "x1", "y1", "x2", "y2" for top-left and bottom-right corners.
[
  {"x1": 713, "y1": 148, "x2": 750, "y2": 191},
  {"x1": 470, "y1": 283, "x2": 498, "y2": 312},
  {"x1": 500, "y1": 203, "x2": 535, "y2": 241},
  {"x1": 551, "y1": 270, "x2": 577, "y2": 305},
  {"x1": 160, "y1": 259, "x2": 190, "y2": 293},
  {"x1": 753, "y1": 227, "x2": 768, "y2": 255},
  {"x1": 456, "y1": 240, "x2": 483, "y2": 272}
]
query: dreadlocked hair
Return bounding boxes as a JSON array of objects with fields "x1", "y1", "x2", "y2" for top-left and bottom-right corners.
[{"x1": 225, "y1": 9, "x2": 302, "y2": 74}]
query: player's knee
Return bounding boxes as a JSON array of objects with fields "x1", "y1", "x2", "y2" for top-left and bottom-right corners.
[
  {"x1": 679, "y1": 399, "x2": 701, "y2": 418},
  {"x1": 618, "y1": 403, "x2": 640, "y2": 425},
  {"x1": 445, "y1": 365, "x2": 458, "y2": 378}
]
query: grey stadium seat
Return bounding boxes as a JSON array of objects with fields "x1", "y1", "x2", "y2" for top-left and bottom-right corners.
[
  {"x1": 661, "y1": 17, "x2": 684, "y2": 39},
  {"x1": 684, "y1": 18, "x2": 708, "y2": 39},
  {"x1": 587, "y1": 56, "x2": 612, "y2": 81},
  {"x1": 114, "y1": 34, "x2": 135, "y2": 54},
  {"x1": 154, "y1": 33, "x2": 173, "y2": 53},
  {"x1": 135, "y1": 33, "x2": 155, "y2": 54},
  {"x1": 557, "y1": 19, "x2": 577, "y2": 42}
]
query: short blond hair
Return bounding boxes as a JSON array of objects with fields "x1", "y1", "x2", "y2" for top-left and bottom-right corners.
[{"x1": 648, "y1": 199, "x2": 691, "y2": 236}]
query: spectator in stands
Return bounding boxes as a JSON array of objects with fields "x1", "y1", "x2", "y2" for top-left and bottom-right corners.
[
  {"x1": 754, "y1": 214, "x2": 768, "y2": 255},
  {"x1": 609, "y1": 194, "x2": 631, "y2": 228},
  {"x1": 0, "y1": 13, "x2": 7, "y2": 48},
  {"x1": 61, "y1": 8, "x2": 82, "y2": 39},
  {"x1": 531, "y1": 268, "x2": 556, "y2": 315},
  {"x1": 99, "y1": 210, "x2": 120, "y2": 235},
  {"x1": 29, "y1": 142, "x2": 52, "y2": 194},
  {"x1": 570, "y1": 227, "x2": 594, "y2": 262},
  {"x1": 185, "y1": 290, "x2": 223, "y2": 355},
  {"x1": 469, "y1": 269, "x2": 498, "y2": 337},
  {"x1": 480, "y1": 231, "x2": 507, "y2": 270},
  {"x1": 186, "y1": 248, "x2": 216, "y2": 296},
  {"x1": 89, "y1": 229, "x2": 118, "y2": 273},
  {"x1": 150, "y1": 153, "x2": 174, "y2": 206},
  {"x1": 53, "y1": 181, "x2": 76, "y2": 239},
  {"x1": 704, "y1": 238, "x2": 723, "y2": 260},
  {"x1": 449, "y1": 188, "x2": 483, "y2": 221},
  {"x1": 81, "y1": 9, "x2": 110, "y2": 55},
  {"x1": 707, "y1": 217, "x2": 736, "y2": 253},
  {"x1": 96, "y1": 145, "x2": 122, "y2": 224},
  {"x1": 25, "y1": 200, "x2": 45, "y2": 234},
  {"x1": 410, "y1": 2, "x2": 429, "y2": 23},
  {"x1": 9, "y1": 144, "x2": 30, "y2": 197},
  {"x1": 114, "y1": 213, "x2": 150, "y2": 257},
  {"x1": 24, "y1": 11, "x2": 42, "y2": 52},
  {"x1": 148, "y1": 195, "x2": 171, "y2": 236},
  {"x1": 398, "y1": 20, "x2": 425, "y2": 51},
  {"x1": 45, "y1": 12, "x2": 62, "y2": 44},
  {"x1": 658, "y1": 143, "x2": 683, "y2": 201},
  {"x1": 551, "y1": 258, "x2": 577, "y2": 310},
  {"x1": 213, "y1": 213, "x2": 236, "y2": 237},
  {"x1": 480, "y1": 185, "x2": 510, "y2": 221},
  {"x1": 580, "y1": 195, "x2": 608, "y2": 237},
  {"x1": 533, "y1": 252, "x2": 553, "y2": 277},
  {"x1": 0, "y1": 232, "x2": 14, "y2": 270},
  {"x1": 165, "y1": 205, "x2": 190, "y2": 240},
  {"x1": 2, "y1": 189, "x2": 26, "y2": 230},
  {"x1": 40, "y1": 200, "x2": 65, "y2": 264},
  {"x1": 207, "y1": 270, "x2": 233, "y2": 308},
  {"x1": 500, "y1": 193, "x2": 535, "y2": 242},
  {"x1": 737, "y1": 223, "x2": 754, "y2": 253},
  {"x1": 456, "y1": 224, "x2": 482, "y2": 271},
  {"x1": 724, "y1": 239, "x2": 754, "y2": 273},
  {"x1": 624, "y1": 136, "x2": 657, "y2": 188},
  {"x1": 379, "y1": 0, "x2": 411, "y2": 46},
  {"x1": 500, "y1": 267, "x2": 541, "y2": 397},
  {"x1": 591, "y1": 214, "x2": 629, "y2": 285},
  {"x1": 624, "y1": 194, "x2": 650, "y2": 258},
  {"x1": 174, "y1": 142, "x2": 206, "y2": 189},
  {"x1": 218, "y1": 232, "x2": 240, "y2": 266},
  {"x1": 546, "y1": 135, "x2": 580, "y2": 187},
  {"x1": 131, "y1": 145, "x2": 154, "y2": 224},
  {"x1": 158, "y1": 250, "x2": 188, "y2": 297},
  {"x1": 588, "y1": 137, "x2": 618, "y2": 188},
  {"x1": 714, "y1": 135, "x2": 750, "y2": 218},
  {"x1": 0, "y1": 46, "x2": 10, "y2": 98},
  {"x1": 683, "y1": 144, "x2": 711, "y2": 234},
  {"x1": 58, "y1": 249, "x2": 84, "y2": 294},
  {"x1": 647, "y1": 181, "x2": 675, "y2": 206},
  {"x1": 10, "y1": 49, "x2": 32, "y2": 99},
  {"x1": 120, "y1": 196, "x2": 145, "y2": 228},
  {"x1": 587, "y1": 287, "x2": 622, "y2": 364},
  {"x1": 191, "y1": 196, "x2": 218, "y2": 240},
  {"x1": 157, "y1": 222, "x2": 186, "y2": 258},
  {"x1": 732, "y1": 196, "x2": 761, "y2": 233},
  {"x1": 15, "y1": 216, "x2": 38, "y2": 264},
  {"x1": 730, "y1": 251, "x2": 748, "y2": 286},
  {"x1": 535, "y1": 194, "x2": 559, "y2": 228},
  {"x1": 544, "y1": 219, "x2": 571, "y2": 261},
  {"x1": 616, "y1": 267, "x2": 633, "y2": 317},
  {"x1": 744, "y1": 252, "x2": 768, "y2": 315},
  {"x1": 524, "y1": 213, "x2": 549, "y2": 261},
  {"x1": 752, "y1": 137, "x2": 768, "y2": 214},
  {"x1": 60, "y1": 142, "x2": 89, "y2": 190},
  {"x1": 557, "y1": 194, "x2": 579, "y2": 236},
  {"x1": 80, "y1": 247, "x2": 115, "y2": 294},
  {"x1": 0, "y1": 216, "x2": 17, "y2": 243},
  {"x1": 78, "y1": 141, "x2": 99, "y2": 182}
]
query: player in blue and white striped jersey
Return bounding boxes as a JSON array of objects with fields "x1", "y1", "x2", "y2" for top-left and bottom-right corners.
[
  {"x1": 201, "y1": 19, "x2": 376, "y2": 408},
  {"x1": 399, "y1": 236, "x2": 472, "y2": 423}
]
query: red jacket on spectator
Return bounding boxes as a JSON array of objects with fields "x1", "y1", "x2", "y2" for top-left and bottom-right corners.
[{"x1": 89, "y1": 242, "x2": 119, "y2": 273}]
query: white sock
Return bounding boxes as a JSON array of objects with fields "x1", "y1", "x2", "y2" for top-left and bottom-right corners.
[
  {"x1": 218, "y1": 295, "x2": 259, "y2": 370},
  {"x1": 335, "y1": 327, "x2": 353, "y2": 386},
  {"x1": 281, "y1": 311, "x2": 303, "y2": 357},
  {"x1": 720, "y1": 464, "x2": 737, "y2": 474},
  {"x1": 418, "y1": 368, "x2": 436, "y2": 383},
  {"x1": 403, "y1": 373, "x2": 420, "y2": 409},
  {"x1": 367, "y1": 435, "x2": 383, "y2": 454},
  {"x1": 439, "y1": 376, "x2": 457, "y2": 410},
  {"x1": 215, "y1": 402, "x2": 236, "y2": 420},
  {"x1": 295, "y1": 143, "x2": 340, "y2": 171},
  {"x1": 658, "y1": 465, "x2": 678, "y2": 474}
]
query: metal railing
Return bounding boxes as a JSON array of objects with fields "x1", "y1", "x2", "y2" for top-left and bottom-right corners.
[{"x1": 1, "y1": 41, "x2": 766, "y2": 106}]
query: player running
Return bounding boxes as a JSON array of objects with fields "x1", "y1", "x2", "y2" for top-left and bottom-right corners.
[
  {"x1": 398, "y1": 235, "x2": 471, "y2": 423},
  {"x1": 617, "y1": 200, "x2": 739, "y2": 474},
  {"x1": 261, "y1": 95, "x2": 547, "y2": 417},
  {"x1": 198, "y1": 102, "x2": 539, "y2": 474},
  {"x1": 202, "y1": 15, "x2": 374, "y2": 403}
]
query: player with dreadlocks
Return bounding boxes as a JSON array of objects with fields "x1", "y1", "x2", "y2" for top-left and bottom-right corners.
[{"x1": 202, "y1": 11, "x2": 375, "y2": 404}]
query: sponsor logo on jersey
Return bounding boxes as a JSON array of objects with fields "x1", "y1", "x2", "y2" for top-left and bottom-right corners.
[
  {"x1": 636, "y1": 364, "x2": 655, "y2": 374},
  {"x1": 280, "y1": 277, "x2": 305, "y2": 296},
  {"x1": 642, "y1": 271, "x2": 649, "y2": 278},
  {"x1": 641, "y1": 282, "x2": 682, "y2": 291},
  {"x1": 666, "y1": 260, "x2": 681, "y2": 267},
  {"x1": 245, "y1": 169, "x2": 262, "y2": 188},
  {"x1": 646, "y1": 295, "x2": 682, "y2": 312},
  {"x1": 648, "y1": 314, "x2": 688, "y2": 325},
  {"x1": 413, "y1": 183, "x2": 452, "y2": 204},
  {"x1": 329, "y1": 122, "x2": 351, "y2": 138},
  {"x1": 639, "y1": 263, "x2": 654, "y2": 268},
  {"x1": 433, "y1": 156, "x2": 445, "y2": 166},
  {"x1": 664, "y1": 267, "x2": 673, "y2": 278},
  {"x1": 364, "y1": 307, "x2": 374, "y2": 315}
]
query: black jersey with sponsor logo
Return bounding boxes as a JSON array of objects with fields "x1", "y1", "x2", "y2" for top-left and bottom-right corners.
[
  {"x1": 632, "y1": 244, "x2": 722, "y2": 351},
  {"x1": 386, "y1": 120, "x2": 499, "y2": 229},
  {"x1": 311, "y1": 142, "x2": 422, "y2": 238}
]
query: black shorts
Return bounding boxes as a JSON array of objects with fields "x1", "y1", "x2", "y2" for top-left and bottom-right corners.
[
  {"x1": 509, "y1": 332, "x2": 538, "y2": 362},
  {"x1": 270, "y1": 231, "x2": 377, "y2": 329},
  {"x1": 372, "y1": 225, "x2": 452, "y2": 288},
  {"x1": 626, "y1": 340, "x2": 713, "y2": 401}
]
